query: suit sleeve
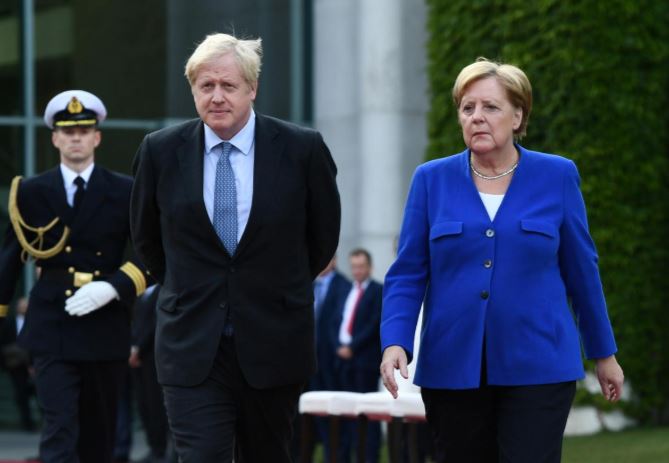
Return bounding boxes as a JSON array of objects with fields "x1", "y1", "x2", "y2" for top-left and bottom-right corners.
[
  {"x1": 130, "y1": 134, "x2": 166, "y2": 284},
  {"x1": 106, "y1": 254, "x2": 150, "y2": 305},
  {"x1": 0, "y1": 187, "x2": 28, "y2": 322},
  {"x1": 380, "y1": 166, "x2": 430, "y2": 362},
  {"x1": 132, "y1": 285, "x2": 158, "y2": 356},
  {"x1": 558, "y1": 160, "x2": 617, "y2": 359},
  {"x1": 306, "y1": 132, "x2": 341, "y2": 278}
]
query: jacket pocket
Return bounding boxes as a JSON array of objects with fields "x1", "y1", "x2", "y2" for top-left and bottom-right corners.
[
  {"x1": 156, "y1": 288, "x2": 178, "y2": 313},
  {"x1": 429, "y1": 221, "x2": 463, "y2": 240},
  {"x1": 520, "y1": 219, "x2": 557, "y2": 238}
]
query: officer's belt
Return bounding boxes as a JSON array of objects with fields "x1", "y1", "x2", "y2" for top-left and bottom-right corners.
[{"x1": 40, "y1": 268, "x2": 108, "y2": 288}]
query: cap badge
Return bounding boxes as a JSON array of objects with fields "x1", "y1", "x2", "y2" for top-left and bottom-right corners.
[{"x1": 67, "y1": 97, "x2": 83, "y2": 114}]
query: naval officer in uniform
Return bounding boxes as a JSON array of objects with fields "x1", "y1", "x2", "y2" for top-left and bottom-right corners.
[{"x1": 0, "y1": 90, "x2": 148, "y2": 463}]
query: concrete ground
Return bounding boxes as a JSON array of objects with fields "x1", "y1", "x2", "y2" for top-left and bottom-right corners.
[{"x1": 0, "y1": 430, "x2": 149, "y2": 461}]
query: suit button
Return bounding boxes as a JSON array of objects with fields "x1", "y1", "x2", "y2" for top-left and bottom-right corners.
[
  {"x1": 480, "y1": 290, "x2": 489, "y2": 300},
  {"x1": 68, "y1": 267, "x2": 75, "y2": 274},
  {"x1": 65, "y1": 246, "x2": 72, "y2": 253},
  {"x1": 65, "y1": 289, "x2": 73, "y2": 297},
  {"x1": 485, "y1": 229, "x2": 495, "y2": 238},
  {"x1": 483, "y1": 259, "x2": 492, "y2": 268},
  {"x1": 219, "y1": 303, "x2": 227, "y2": 310},
  {"x1": 96, "y1": 251, "x2": 102, "y2": 256},
  {"x1": 94, "y1": 270, "x2": 101, "y2": 276}
]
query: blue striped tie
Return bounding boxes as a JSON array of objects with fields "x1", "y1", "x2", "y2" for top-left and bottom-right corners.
[{"x1": 213, "y1": 142, "x2": 237, "y2": 255}]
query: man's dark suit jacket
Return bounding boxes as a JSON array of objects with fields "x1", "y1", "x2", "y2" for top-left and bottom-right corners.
[
  {"x1": 0, "y1": 166, "x2": 144, "y2": 361},
  {"x1": 130, "y1": 114, "x2": 340, "y2": 389},
  {"x1": 313, "y1": 271, "x2": 351, "y2": 390},
  {"x1": 333, "y1": 280, "x2": 383, "y2": 372}
]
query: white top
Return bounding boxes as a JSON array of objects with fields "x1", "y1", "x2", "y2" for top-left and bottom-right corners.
[
  {"x1": 202, "y1": 112, "x2": 256, "y2": 243},
  {"x1": 60, "y1": 163, "x2": 94, "y2": 207},
  {"x1": 338, "y1": 278, "x2": 370, "y2": 345},
  {"x1": 479, "y1": 191, "x2": 504, "y2": 221}
]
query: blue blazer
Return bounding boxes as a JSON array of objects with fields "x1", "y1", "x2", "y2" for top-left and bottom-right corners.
[{"x1": 381, "y1": 146, "x2": 617, "y2": 389}]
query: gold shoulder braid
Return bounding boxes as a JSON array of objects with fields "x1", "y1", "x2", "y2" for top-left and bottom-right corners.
[{"x1": 9, "y1": 176, "x2": 70, "y2": 262}]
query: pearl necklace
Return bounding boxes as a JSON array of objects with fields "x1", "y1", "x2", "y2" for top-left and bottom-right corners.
[{"x1": 470, "y1": 156, "x2": 519, "y2": 180}]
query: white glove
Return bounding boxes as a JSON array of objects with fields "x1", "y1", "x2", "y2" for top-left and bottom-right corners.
[{"x1": 65, "y1": 281, "x2": 119, "y2": 317}]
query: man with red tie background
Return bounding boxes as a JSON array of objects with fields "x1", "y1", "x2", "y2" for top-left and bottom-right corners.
[{"x1": 334, "y1": 248, "x2": 383, "y2": 463}]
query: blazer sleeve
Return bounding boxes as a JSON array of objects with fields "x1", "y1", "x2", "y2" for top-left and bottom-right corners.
[
  {"x1": 380, "y1": 166, "x2": 430, "y2": 361},
  {"x1": 306, "y1": 132, "x2": 341, "y2": 278},
  {"x1": 130, "y1": 134, "x2": 166, "y2": 284},
  {"x1": 558, "y1": 160, "x2": 617, "y2": 359}
]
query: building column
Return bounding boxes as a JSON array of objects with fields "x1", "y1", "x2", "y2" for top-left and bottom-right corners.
[{"x1": 313, "y1": 0, "x2": 427, "y2": 279}]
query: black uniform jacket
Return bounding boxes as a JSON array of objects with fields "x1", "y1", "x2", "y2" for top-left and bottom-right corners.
[
  {"x1": 130, "y1": 114, "x2": 341, "y2": 389},
  {"x1": 0, "y1": 165, "x2": 147, "y2": 361}
]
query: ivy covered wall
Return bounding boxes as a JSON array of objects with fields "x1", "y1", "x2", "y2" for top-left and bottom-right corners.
[{"x1": 426, "y1": 0, "x2": 669, "y2": 422}]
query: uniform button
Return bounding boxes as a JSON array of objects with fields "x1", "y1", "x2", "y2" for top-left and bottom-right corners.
[
  {"x1": 480, "y1": 290, "x2": 489, "y2": 300},
  {"x1": 219, "y1": 302, "x2": 227, "y2": 310},
  {"x1": 65, "y1": 246, "x2": 72, "y2": 253},
  {"x1": 94, "y1": 270, "x2": 101, "y2": 276},
  {"x1": 96, "y1": 251, "x2": 102, "y2": 256},
  {"x1": 485, "y1": 229, "x2": 495, "y2": 238},
  {"x1": 68, "y1": 267, "x2": 75, "y2": 274},
  {"x1": 483, "y1": 259, "x2": 492, "y2": 268},
  {"x1": 65, "y1": 289, "x2": 73, "y2": 297}
]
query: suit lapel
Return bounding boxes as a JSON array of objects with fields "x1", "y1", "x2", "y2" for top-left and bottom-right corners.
[
  {"x1": 235, "y1": 114, "x2": 284, "y2": 257},
  {"x1": 175, "y1": 120, "x2": 228, "y2": 254}
]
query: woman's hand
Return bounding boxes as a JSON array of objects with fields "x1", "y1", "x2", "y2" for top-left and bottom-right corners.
[
  {"x1": 595, "y1": 355, "x2": 624, "y2": 402},
  {"x1": 380, "y1": 345, "x2": 409, "y2": 399}
]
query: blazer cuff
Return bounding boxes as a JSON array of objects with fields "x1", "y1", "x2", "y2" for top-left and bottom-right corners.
[{"x1": 119, "y1": 262, "x2": 148, "y2": 296}]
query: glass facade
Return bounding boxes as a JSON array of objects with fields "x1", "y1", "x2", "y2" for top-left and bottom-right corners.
[{"x1": 0, "y1": 0, "x2": 312, "y2": 428}]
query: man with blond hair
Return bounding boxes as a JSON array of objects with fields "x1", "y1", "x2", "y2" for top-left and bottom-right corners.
[{"x1": 130, "y1": 33, "x2": 340, "y2": 462}]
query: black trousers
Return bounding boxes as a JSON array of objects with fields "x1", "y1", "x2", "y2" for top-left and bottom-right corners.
[
  {"x1": 162, "y1": 335, "x2": 304, "y2": 463},
  {"x1": 421, "y1": 380, "x2": 576, "y2": 463},
  {"x1": 33, "y1": 355, "x2": 125, "y2": 463}
]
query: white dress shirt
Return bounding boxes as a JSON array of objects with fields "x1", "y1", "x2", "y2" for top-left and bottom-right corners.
[
  {"x1": 202, "y1": 112, "x2": 256, "y2": 243},
  {"x1": 60, "y1": 163, "x2": 94, "y2": 207},
  {"x1": 338, "y1": 278, "x2": 370, "y2": 345}
]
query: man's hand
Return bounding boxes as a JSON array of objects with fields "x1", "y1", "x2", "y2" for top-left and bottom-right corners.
[
  {"x1": 337, "y1": 345, "x2": 353, "y2": 360},
  {"x1": 65, "y1": 281, "x2": 119, "y2": 317},
  {"x1": 595, "y1": 355, "x2": 624, "y2": 402},
  {"x1": 128, "y1": 346, "x2": 142, "y2": 368},
  {"x1": 380, "y1": 345, "x2": 408, "y2": 399}
]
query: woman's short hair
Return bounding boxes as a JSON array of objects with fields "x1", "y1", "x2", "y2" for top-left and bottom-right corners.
[
  {"x1": 452, "y1": 58, "x2": 532, "y2": 138},
  {"x1": 184, "y1": 33, "x2": 263, "y2": 87}
]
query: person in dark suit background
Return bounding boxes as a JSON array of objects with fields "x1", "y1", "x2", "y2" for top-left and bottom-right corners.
[
  {"x1": 298, "y1": 256, "x2": 351, "y2": 462},
  {"x1": 0, "y1": 90, "x2": 148, "y2": 463},
  {"x1": 313, "y1": 257, "x2": 352, "y2": 393},
  {"x1": 130, "y1": 33, "x2": 340, "y2": 463},
  {"x1": 334, "y1": 248, "x2": 383, "y2": 463},
  {"x1": 128, "y1": 283, "x2": 171, "y2": 463},
  {"x1": 0, "y1": 296, "x2": 36, "y2": 431}
]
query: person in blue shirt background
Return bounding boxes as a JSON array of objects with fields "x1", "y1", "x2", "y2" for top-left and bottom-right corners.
[{"x1": 380, "y1": 57, "x2": 624, "y2": 463}]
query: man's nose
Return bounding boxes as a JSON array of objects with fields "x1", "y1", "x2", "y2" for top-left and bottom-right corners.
[{"x1": 212, "y1": 85, "x2": 225, "y2": 102}]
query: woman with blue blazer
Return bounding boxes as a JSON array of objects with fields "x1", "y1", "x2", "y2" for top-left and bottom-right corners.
[{"x1": 380, "y1": 58, "x2": 624, "y2": 463}]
